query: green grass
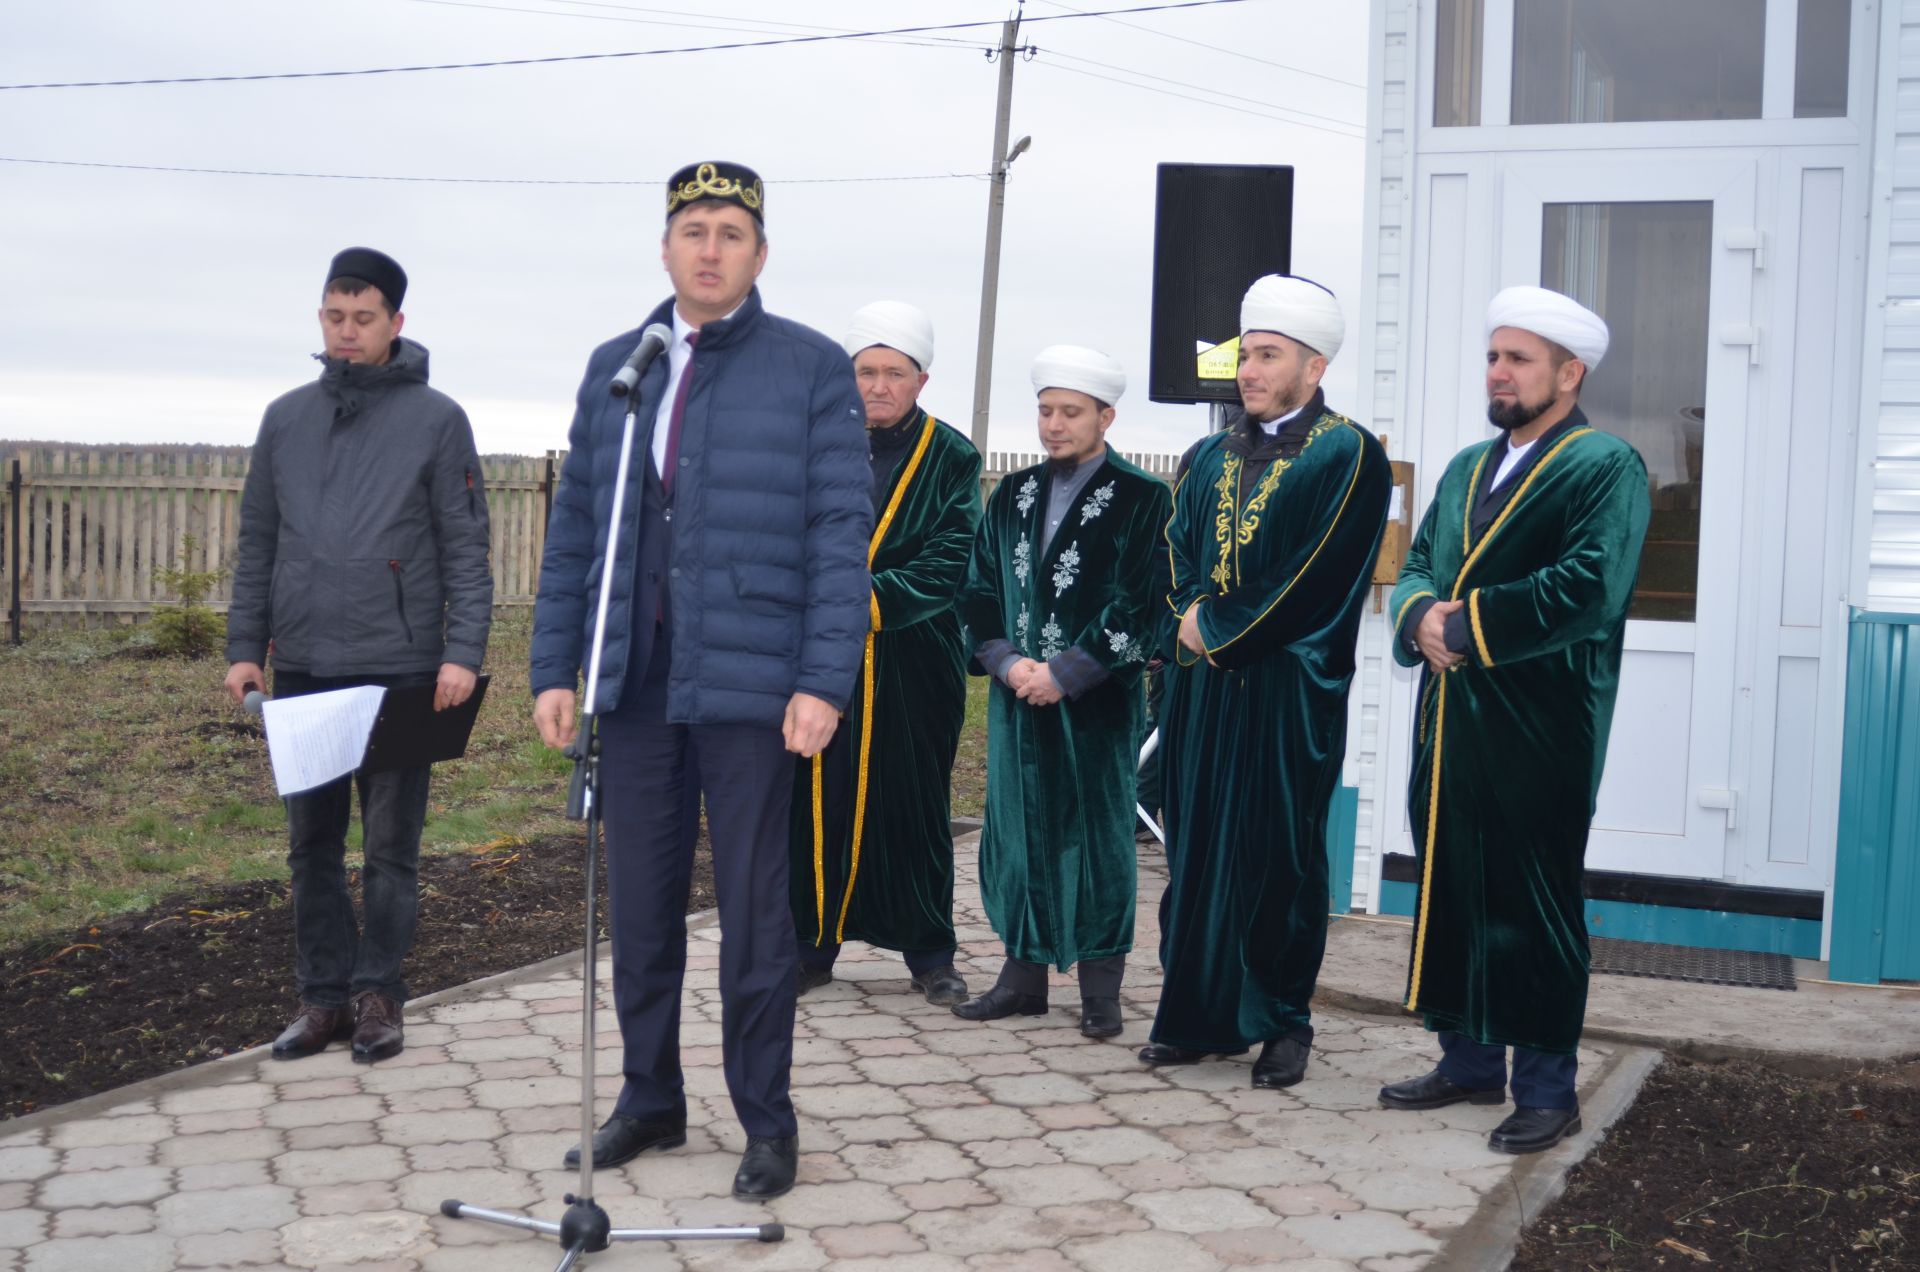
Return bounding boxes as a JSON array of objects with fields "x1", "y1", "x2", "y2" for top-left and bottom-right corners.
[
  {"x1": 0, "y1": 610, "x2": 993, "y2": 947},
  {"x1": 0, "y1": 610, "x2": 573, "y2": 947},
  {"x1": 952, "y1": 675, "x2": 989, "y2": 820}
]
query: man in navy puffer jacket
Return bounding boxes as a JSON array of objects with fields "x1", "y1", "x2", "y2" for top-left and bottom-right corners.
[{"x1": 531, "y1": 160, "x2": 870, "y2": 1201}]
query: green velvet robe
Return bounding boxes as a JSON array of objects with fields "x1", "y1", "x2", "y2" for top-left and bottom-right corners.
[
  {"x1": 788, "y1": 412, "x2": 983, "y2": 954},
  {"x1": 1152, "y1": 400, "x2": 1391, "y2": 1051},
  {"x1": 1390, "y1": 416, "x2": 1650, "y2": 1055},
  {"x1": 958, "y1": 448, "x2": 1172, "y2": 970}
]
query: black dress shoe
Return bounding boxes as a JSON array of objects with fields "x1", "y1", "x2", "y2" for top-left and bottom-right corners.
[
  {"x1": 732, "y1": 1134, "x2": 799, "y2": 1200},
  {"x1": 796, "y1": 964, "x2": 833, "y2": 994},
  {"x1": 349, "y1": 992, "x2": 405, "y2": 1064},
  {"x1": 950, "y1": 984, "x2": 1047, "y2": 1021},
  {"x1": 1079, "y1": 997, "x2": 1123, "y2": 1039},
  {"x1": 563, "y1": 1114, "x2": 687, "y2": 1170},
  {"x1": 1136, "y1": 1042, "x2": 1246, "y2": 1066},
  {"x1": 910, "y1": 966, "x2": 970, "y2": 1006},
  {"x1": 271, "y1": 1004, "x2": 352, "y2": 1060},
  {"x1": 1378, "y1": 1068, "x2": 1507, "y2": 1111},
  {"x1": 1251, "y1": 1036, "x2": 1310, "y2": 1089},
  {"x1": 1488, "y1": 1105, "x2": 1582, "y2": 1155}
]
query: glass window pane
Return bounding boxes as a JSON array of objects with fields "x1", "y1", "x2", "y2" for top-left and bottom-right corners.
[
  {"x1": 1795, "y1": 0, "x2": 1850, "y2": 118},
  {"x1": 1542, "y1": 202, "x2": 1714, "y2": 622},
  {"x1": 1514, "y1": 0, "x2": 1764, "y2": 125},
  {"x1": 1434, "y1": 0, "x2": 1484, "y2": 127}
]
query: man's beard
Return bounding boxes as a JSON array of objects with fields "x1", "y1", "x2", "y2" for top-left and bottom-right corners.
[
  {"x1": 1486, "y1": 394, "x2": 1551, "y2": 432},
  {"x1": 1250, "y1": 377, "x2": 1310, "y2": 424}
]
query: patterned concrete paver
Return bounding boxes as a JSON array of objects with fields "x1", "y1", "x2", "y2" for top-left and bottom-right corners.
[{"x1": 0, "y1": 837, "x2": 1633, "y2": 1268}]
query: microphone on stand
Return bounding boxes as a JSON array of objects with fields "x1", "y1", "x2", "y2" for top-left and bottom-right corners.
[{"x1": 609, "y1": 323, "x2": 673, "y2": 398}]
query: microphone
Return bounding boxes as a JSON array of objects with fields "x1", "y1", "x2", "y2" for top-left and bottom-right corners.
[
  {"x1": 610, "y1": 323, "x2": 673, "y2": 398},
  {"x1": 243, "y1": 689, "x2": 267, "y2": 717}
]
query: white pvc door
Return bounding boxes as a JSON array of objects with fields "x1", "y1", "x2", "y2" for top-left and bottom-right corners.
[{"x1": 1498, "y1": 155, "x2": 1760, "y2": 878}]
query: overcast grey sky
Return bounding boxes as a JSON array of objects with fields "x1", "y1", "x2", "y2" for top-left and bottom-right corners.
[{"x1": 0, "y1": 0, "x2": 1370, "y2": 460}]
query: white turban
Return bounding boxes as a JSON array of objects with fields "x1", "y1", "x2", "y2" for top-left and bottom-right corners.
[
  {"x1": 843, "y1": 300, "x2": 934, "y2": 372},
  {"x1": 1240, "y1": 274, "x2": 1345, "y2": 361},
  {"x1": 1485, "y1": 285, "x2": 1609, "y2": 368},
  {"x1": 1030, "y1": 345, "x2": 1126, "y2": 406}
]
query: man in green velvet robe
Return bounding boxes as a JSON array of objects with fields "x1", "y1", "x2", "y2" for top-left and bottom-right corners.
[
  {"x1": 1143, "y1": 276, "x2": 1391, "y2": 1089},
  {"x1": 954, "y1": 345, "x2": 1172, "y2": 1040},
  {"x1": 1380, "y1": 285, "x2": 1650, "y2": 1155},
  {"x1": 788, "y1": 302, "x2": 982, "y2": 1005}
]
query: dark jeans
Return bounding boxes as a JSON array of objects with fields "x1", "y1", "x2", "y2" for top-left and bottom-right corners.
[
  {"x1": 274, "y1": 668, "x2": 436, "y2": 1008},
  {"x1": 1437, "y1": 1030, "x2": 1579, "y2": 1109}
]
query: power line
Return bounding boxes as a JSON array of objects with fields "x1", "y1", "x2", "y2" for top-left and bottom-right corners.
[
  {"x1": 0, "y1": 156, "x2": 990, "y2": 186},
  {"x1": 0, "y1": 0, "x2": 1251, "y2": 91},
  {"x1": 1035, "y1": 59, "x2": 1363, "y2": 138},
  {"x1": 1031, "y1": 0, "x2": 1366, "y2": 91},
  {"x1": 1042, "y1": 48, "x2": 1362, "y2": 132},
  {"x1": 404, "y1": 0, "x2": 972, "y2": 51}
]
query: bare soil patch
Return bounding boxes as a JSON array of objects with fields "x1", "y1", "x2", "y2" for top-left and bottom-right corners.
[
  {"x1": 1515, "y1": 1053, "x2": 1920, "y2": 1270},
  {"x1": 1, "y1": 836, "x2": 713, "y2": 1119}
]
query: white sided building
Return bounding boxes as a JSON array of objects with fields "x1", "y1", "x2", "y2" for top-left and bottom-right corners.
[{"x1": 1350, "y1": 0, "x2": 1920, "y2": 981}]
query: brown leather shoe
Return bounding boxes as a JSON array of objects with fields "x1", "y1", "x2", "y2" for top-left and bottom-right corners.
[
  {"x1": 350, "y1": 992, "x2": 404, "y2": 1064},
  {"x1": 271, "y1": 1004, "x2": 352, "y2": 1060}
]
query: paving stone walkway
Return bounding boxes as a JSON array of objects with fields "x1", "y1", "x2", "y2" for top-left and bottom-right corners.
[{"x1": 0, "y1": 839, "x2": 1625, "y2": 1271}]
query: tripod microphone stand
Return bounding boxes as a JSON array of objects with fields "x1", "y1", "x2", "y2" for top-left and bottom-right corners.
[
  {"x1": 1135, "y1": 727, "x2": 1163, "y2": 845},
  {"x1": 442, "y1": 337, "x2": 781, "y2": 1265}
]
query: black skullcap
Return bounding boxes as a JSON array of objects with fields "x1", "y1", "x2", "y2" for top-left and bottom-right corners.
[
  {"x1": 325, "y1": 247, "x2": 408, "y2": 310},
  {"x1": 666, "y1": 161, "x2": 765, "y2": 224}
]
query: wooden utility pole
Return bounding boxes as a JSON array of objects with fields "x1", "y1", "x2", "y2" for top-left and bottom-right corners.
[{"x1": 969, "y1": 10, "x2": 1030, "y2": 455}]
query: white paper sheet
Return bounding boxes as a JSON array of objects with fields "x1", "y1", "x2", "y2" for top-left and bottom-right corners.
[{"x1": 261, "y1": 685, "x2": 388, "y2": 796}]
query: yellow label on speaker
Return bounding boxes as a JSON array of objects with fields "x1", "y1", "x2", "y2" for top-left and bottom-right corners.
[{"x1": 1196, "y1": 337, "x2": 1240, "y2": 381}]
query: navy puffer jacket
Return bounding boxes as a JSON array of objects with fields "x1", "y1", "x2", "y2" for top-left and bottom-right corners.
[{"x1": 530, "y1": 289, "x2": 872, "y2": 725}]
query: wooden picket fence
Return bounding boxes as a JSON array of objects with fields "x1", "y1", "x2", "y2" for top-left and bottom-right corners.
[
  {"x1": 0, "y1": 444, "x2": 559, "y2": 635},
  {"x1": 0, "y1": 442, "x2": 1183, "y2": 638},
  {"x1": 979, "y1": 449, "x2": 1182, "y2": 500}
]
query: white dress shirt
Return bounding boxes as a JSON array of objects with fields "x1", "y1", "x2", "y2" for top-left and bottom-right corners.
[
  {"x1": 651, "y1": 303, "x2": 742, "y2": 479},
  {"x1": 1256, "y1": 399, "x2": 1311, "y2": 435},
  {"x1": 1492, "y1": 434, "x2": 1540, "y2": 489}
]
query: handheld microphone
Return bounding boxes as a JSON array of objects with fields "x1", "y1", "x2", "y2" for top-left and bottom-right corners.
[
  {"x1": 243, "y1": 689, "x2": 267, "y2": 717},
  {"x1": 610, "y1": 323, "x2": 673, "y2": 398}
]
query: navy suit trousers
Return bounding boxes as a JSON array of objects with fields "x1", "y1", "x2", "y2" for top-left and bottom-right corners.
[
  {"x1": 598, "y1": 636, "x2": 800, "y2": 1138},
  {"x1": 1437, "y1": 1030, "x2": 1578, "y2": 1110}
]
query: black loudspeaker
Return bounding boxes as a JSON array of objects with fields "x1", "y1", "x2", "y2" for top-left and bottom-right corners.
[{"x1": 1148, "y1": 163, "x2": 1294, "y2": 404}]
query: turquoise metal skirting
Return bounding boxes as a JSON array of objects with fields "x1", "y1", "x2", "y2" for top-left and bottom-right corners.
[
  {"x1": 1829, "y1": 610, "x2": 1920, "y2": 984},
  {"x1": 1373, "y1": 881, "x2": 1820, "y2": 958},
  {"x1": 1380, "y1": 878, "x2": 1417, "y2": 916},
  {"x1": 1327, "y1": 785, "x2": 1358, "y2": 914},
  {"x1": 1583, "y1": 899, "x2": 1819, "y2": 958}
]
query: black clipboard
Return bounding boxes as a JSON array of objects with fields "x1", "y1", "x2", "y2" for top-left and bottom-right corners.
[{"x1": 359, "y1": 675, "x2": 490, "y2": 774}]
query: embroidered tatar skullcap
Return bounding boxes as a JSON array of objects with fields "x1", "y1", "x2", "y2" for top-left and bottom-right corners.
[
  {"x1": 326, "y1": 247, "x2": 407, "y2": 310},
  {"x1": 1485, "y1": 285, "x2": 1610, "y2": 368},
  {"x1": 1030, "y1": 345, "x2": 1126, "y2": 406},
  {"x1": 1240, "y1": 274, "x2": 1344, "y2": 361},
  {"x1": 843, "y1": 301, "x2": 935, "y2": 372},
  {"x1": 666, "y1": 160, "x2": 765, "y2": 223}
]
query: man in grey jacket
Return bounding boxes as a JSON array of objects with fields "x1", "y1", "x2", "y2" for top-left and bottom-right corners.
[{"x1": 225, "y1": 246, "x2": 493, "y2": 1064}]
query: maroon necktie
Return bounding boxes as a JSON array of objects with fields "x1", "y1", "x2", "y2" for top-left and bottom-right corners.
[{"x1": 661, "y1": 331, "x2": 697, "y2": 495}]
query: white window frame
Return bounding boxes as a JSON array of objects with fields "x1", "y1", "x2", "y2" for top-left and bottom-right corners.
[{"x1": 1419, "y1": 0, "x2": 1873, "y2": 151}]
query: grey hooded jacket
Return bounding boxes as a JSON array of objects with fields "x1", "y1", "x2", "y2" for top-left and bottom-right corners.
[{"x1": 226, "y1": 337, "x2": 493, "y2": 676}]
